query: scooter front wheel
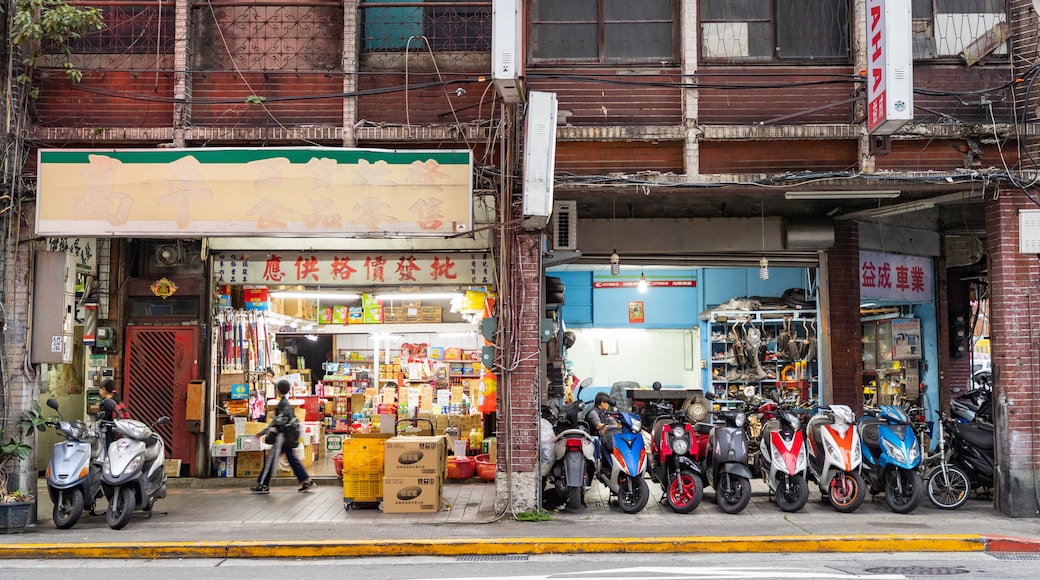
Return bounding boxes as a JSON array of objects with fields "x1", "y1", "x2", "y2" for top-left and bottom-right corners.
[
  {"x1": 616, "y1": 474, "x2": 650, "y2": 514},
  {"x1": 884, "y1": 469, "x2": 923, "y2": 514},
  {"x1": 107, "y1": 486, "x2": 136, "y2": 530},
  {"x1": 666, "y1": 468, "x2": 703, "y2": 514},
  {"x1": 926, "y1": 464, "x2": 971, "y2": 510},
  {"x1": 775, "y1": 473, "x2": 810, "y2": 513},
  {"x1": 715, "y1": 472, "x2": 752, "y2": 514},
  {"x1": 828, "y1": 471, "x2": 866, "y2": 513},
  {"x1": 53, "y1": 488, "x2": 84, "y2": 529}
]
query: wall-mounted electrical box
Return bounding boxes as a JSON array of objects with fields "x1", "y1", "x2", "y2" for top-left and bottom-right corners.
[
  {"x1": 492, "y1": 0, "x2": 524, "y2": 103},
  {"x1": 31, "y1": 251, "x2": 76, "y2": 364},
  {"x1": 521, "y1": 91, "x2": 558, "y2": 229}
]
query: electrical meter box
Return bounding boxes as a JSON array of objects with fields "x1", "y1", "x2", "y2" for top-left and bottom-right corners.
[{"x1": 31, "y1": 251, "x2": 77, "y2": 364}]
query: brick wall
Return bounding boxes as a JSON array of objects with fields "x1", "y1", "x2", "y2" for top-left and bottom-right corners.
[
  {"x1": 700, "y1": 140, "x2": 857, "y2": 174},
  {"x1": 828, "y1": 220, "x2": 863, "y2": 413},
  {"x1": 498, "y1": 230, "x2": 542, "y2": 473},
  {"x1": 985, "y1": 190, "x2": 1040, "y2": 517}
]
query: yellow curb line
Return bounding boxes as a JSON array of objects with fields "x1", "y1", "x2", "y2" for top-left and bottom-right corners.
[{"x1": 0, "y1": 534, "x2": 985, "y2": 559}]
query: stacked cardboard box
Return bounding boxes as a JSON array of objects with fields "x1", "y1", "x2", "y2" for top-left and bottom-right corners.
[{"x1": 382, "y1": 435, "x2": 448, "y2": 513}]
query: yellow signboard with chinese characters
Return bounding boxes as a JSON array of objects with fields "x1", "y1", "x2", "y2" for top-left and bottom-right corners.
[{"x1": 36, "y1": 147, "x2": 472, "y2": 237}]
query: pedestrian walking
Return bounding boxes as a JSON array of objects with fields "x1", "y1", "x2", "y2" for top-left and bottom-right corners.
[{"x1": 251, "y1": 379, "x2": 316, "y2": 494}]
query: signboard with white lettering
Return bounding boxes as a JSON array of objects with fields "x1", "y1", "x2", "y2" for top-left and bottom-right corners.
[
  {"x1": 859, "y1": 250, "x2": 932, "y2": 302},
  {"x1": 36, "y1": 147, "x2": 473, "y2": 237},
  {"x1": 866, "y1": 0, "x2": 913, "y2": 135}
]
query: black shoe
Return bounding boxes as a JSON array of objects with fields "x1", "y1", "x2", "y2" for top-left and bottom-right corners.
[
  {"x1": 251, "y1": 484, "x2": 270, "y2": 494},
  {"x1": 298, "y1": 480, "x2": 316, "y2": 493}
]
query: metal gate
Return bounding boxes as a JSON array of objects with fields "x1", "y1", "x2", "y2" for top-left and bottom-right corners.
[{"x1": 123, "y1": 326, "x2": 199, "y2": 476}]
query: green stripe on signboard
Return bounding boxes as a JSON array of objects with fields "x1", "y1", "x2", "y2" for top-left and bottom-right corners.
[{"x1": 38, "y1": 148, "x2": 470, "y2": 165}]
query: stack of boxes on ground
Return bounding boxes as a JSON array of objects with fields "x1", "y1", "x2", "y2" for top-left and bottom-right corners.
[{"x1": 382, "y1": 435, "x2": 448, "y2": 513}]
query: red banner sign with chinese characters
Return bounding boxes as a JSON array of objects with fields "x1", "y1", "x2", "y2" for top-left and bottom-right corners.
[
  {"x1": 859, "y1": 250, "x2": 932, "y2": 302},
  {"x1": 213, "y1": 251, "x2": 493, "y2": 287}
]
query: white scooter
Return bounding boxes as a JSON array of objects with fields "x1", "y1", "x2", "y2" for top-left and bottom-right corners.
[
  {"x1": 44, "y1": 399, "x2": 105, "y2": 528},
  {"x1": 804, "y1": 404, "x2": 865, "y2": 513},
  {"x1": 101, "y1": 415, "x2": 171, "y2": 529}
]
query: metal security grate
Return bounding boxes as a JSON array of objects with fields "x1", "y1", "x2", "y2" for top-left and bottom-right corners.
[
  {"x1": 456, "y1": 555, "x2": 529, "y2": 563},
  {"x1": 865, "y1": 567, "x2": 970, "y2": 575},
  {"x1": 989, "y1": 552, "x2": 1040, "y2": 560}
]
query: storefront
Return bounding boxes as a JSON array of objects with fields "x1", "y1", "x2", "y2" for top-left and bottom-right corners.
[{"x1": 206, "y1": 250, "x2": 497, "y2": 478}]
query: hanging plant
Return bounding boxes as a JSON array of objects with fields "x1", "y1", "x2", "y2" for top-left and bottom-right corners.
[{"x1": 5, "y1": 0, "x2": 105, "y2": 98}]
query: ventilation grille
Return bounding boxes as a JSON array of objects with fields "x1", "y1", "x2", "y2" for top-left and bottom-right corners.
[{"x1": 551, "y1": 200, "x2": 577, "y2": 251}]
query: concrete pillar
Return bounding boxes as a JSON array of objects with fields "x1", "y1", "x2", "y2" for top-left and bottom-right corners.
[
  {"x1": 342, "y1": 0, "x2": 358, "y2": 147},
  {"x1": 173, "y1": 0, "x2": 193, "y2": 146}
]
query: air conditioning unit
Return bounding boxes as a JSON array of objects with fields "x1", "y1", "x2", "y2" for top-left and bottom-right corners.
[
  {"x1": 492, "y1": 0, "x2": 524, "y2": 103},
  {"x1": 550, "y1": 201, "x2": 577, "y2": 251},
  {"x1": 521, "y1": 91, "x2": 558, "y2": 229}
]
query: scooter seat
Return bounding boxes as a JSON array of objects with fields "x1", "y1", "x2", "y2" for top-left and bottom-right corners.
[
  {"x1": 955, "y1": 422, "x2": 994, "y2": 451},
  {"x1": 143, "y1": 435, "x2": 162, "y2": 463},
  {"x1": 600, "y1": 427, "x2": 621, "y2": 454},
  {"x1": 859, "y1": 418, "x2": 882, "y2": 452}
]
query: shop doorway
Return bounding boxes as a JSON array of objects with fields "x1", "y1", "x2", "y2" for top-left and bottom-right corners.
[{"x1": 124, "y1": 326, "x2": 199, "y2": 476}]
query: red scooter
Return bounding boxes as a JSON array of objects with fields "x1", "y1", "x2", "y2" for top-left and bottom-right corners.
[{"x1": 642, "y1": 382, "x2": 704, "y2": 513}]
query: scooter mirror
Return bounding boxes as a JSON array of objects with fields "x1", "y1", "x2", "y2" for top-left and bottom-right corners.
[
  {"x1": 652, "y1": 381, "x2": 662, "y2": 391},
  {"x1": 704, "y1": 391, "x2": 716, "y2": 401},
  {"x1": 156, "y1": 416, "x2": 172, "y2": 426},
  {"x1": 47, "y1": 398, "x2": 60, "y2": 411}
]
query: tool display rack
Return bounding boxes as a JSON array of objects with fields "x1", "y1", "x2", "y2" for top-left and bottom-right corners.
[{"x1": 707, "y1": 309, "x2": 820, "y2": 400}]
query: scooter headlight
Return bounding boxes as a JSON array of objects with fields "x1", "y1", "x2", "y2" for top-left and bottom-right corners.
[
  {"x1": 734, "y1": 412, "x2": 746, "y2": 428},
  {"x1": 128, "y1": 456, "x2": 142, "y2": 473},
  {"x1": 631, "y1": 418, "x2": 642, "y2": 432},
  {"x1": 103, "y1": 456, "x2": 112, "y2": 476},
  {"x1": 671, "y1": 437, "x2": 690, "y2": 456},
  {"x1": 671, "y1": 425, "x2": 685, "y2": 438},
  {"x1": 882, "y1": 438, "x2": 906, "y2": 464}
]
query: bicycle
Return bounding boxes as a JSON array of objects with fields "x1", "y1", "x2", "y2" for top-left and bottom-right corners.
[{"x1": 919, "y1": 411, "x2": 972, "y2": 510}]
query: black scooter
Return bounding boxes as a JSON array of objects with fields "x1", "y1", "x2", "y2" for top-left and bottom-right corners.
[
  {"x1": 696, "y1": 392, "x2": 754, "y2": 514},
  {"x1": 948, "y1": 419, "x2": 995, "y2": 496}
]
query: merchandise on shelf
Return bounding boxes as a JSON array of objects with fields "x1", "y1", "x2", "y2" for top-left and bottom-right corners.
[{"x1": 708, "y1": 310, "x2": 819, "y2": 403}]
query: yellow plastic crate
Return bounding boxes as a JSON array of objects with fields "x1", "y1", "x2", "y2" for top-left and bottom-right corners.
[
  {"x1": 341, "y1": 436, "x2": 387, "y2": 473},
  {"x1": 343, "y1": 472, "x2": 383, "y2": 504}
]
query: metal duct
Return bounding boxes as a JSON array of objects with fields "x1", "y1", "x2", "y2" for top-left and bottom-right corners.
[{"x1": 784, "y1": 218, "x2": 835, "y2": 249}]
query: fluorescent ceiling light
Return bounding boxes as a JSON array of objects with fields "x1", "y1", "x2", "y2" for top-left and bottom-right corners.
[
  {"x1": 269, "y1": 291, "x2": 360, "y2": 300},
  {"x1": 869, "y1": 201, "x2": 935, "y2": 218},
  {"x1": 374, "y1": 293, "x2": 463, "y2": 301},
  {"x1": 785, "y1": 190, "x2": 901, "y2": 200}
]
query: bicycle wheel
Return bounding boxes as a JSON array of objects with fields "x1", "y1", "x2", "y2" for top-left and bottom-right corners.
[{"x1": 926, "y1": 464, "x2": 971, "y2": 510}]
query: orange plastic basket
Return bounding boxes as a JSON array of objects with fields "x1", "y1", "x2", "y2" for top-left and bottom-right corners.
[{"x1": 447, "y1": 456, "x2": 476, "y2": 480}]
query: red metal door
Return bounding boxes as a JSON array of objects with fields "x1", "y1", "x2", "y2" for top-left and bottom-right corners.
[{"x1": 123, "y1": 326, "x2": 199, "y2": 476}]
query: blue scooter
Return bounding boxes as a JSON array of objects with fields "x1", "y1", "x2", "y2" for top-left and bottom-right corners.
[
  {"x1": 595, "y1": 409, "x2": 649, "y2": 513},
  {"x1": 858, "y1": 405, "x2": 923, "y2": 513}
]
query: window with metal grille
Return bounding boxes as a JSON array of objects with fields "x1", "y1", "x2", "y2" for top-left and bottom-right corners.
[
  {"x1": 911, "y1": 0, "x2": 1008, "y2": 62},
  {"x1": 700, "y1": 0, "x2": 850, "y2": 63},
  {"x1": 360, "y1": 1, "x2": 491, "y2": 52},
  {"x1": 530, "y1": 0, "x2": 676, "y2": 64}
]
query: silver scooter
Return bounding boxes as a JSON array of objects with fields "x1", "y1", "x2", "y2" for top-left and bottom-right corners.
[
  {"x1": 101, "y1": 415, "x2": 171, "y2": 529},
  {"x1": 44, "y1": 399, "x2": 105, "y2": 529}
]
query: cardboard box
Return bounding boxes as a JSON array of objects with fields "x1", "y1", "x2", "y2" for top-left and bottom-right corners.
[
  {"x1": 213, "y1": 456, "x2": 235, "y2": 478},
  {"x1": 382, "y1": 476, "x2": 443, "y2": 513},
  {"x1": 236, "y1": 434, "x2": 264, "y2": 452},
  {"x1": 244, "y1": 421, "x2": 265, "y2": 435},
  {"x1": 277, "y1": 445, "x2": 312, "y2": 475},
  {"x1": 384, "y1": 435, "x2": 448, "y2": 477},
  {"x1": 236, "y1": 450, "x2": 266, "y2": 478},
  {"x1": 222, "y1": 424, "x2": 238, "y2": 445},
  {"x1": 212, "y1": 443, "x2": 236, "y2": 457},
  {"x1": 419, "y1": 306, "x2": 442, "y2": 323},
  {"x1": 164, "y1": 459, "x2": 182, "y2": 477}
]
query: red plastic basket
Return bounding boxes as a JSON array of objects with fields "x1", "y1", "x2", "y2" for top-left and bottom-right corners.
[
  {"x1": 447, "y1": 456, "x2": 476, "y2": 480},
  {"x1": 475, "y1": 454, "x2": 496, "y2": 481}
]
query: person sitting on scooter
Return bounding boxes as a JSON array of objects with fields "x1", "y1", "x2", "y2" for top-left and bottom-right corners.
[
  {"x1": 251, "y1": 379, "x2": 316, "y2": 494},
  {"x1": 585, "y1": 393, "x2": 618, "y2": 435}
]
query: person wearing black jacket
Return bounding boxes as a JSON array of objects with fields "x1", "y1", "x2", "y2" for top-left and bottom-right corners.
[
  {"x1": 95, "y1": 380, "x2": 121, "y2": 448},
  {"x1": 250, "y1": 379, "x2": 315, "y2": 494}
]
